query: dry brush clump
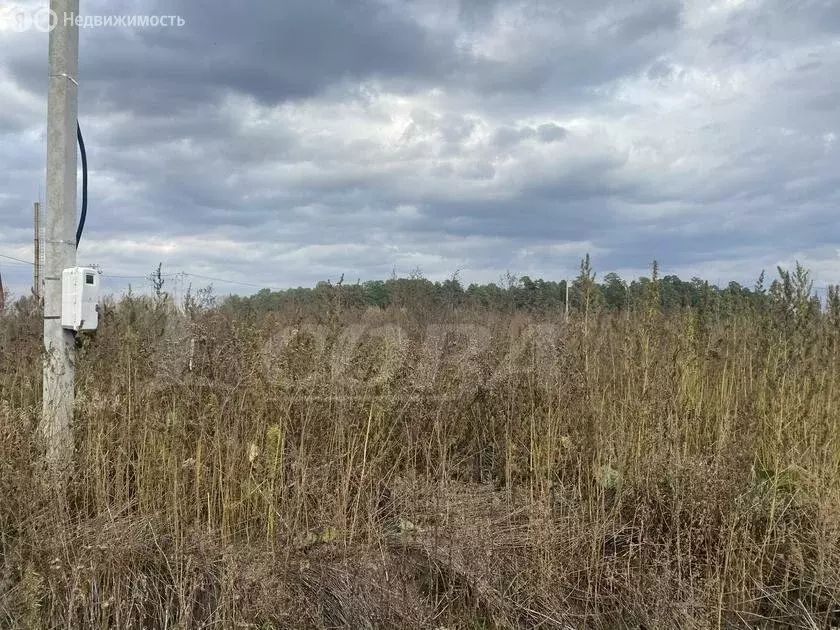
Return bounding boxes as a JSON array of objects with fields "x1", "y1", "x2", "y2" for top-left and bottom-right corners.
[{"x1": 1, "y1": 269, "x2": 840, "y2": 629}]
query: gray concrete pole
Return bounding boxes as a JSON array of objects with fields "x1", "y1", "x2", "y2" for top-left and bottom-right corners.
[
  {"x1": 41, "y1": 0, "x2": 80, "y2": 475},
  {"x1": 34, "y1": 202, "x2": 41, "y2": 298},
  {"x1": 565, "y1": 280, "x2": 569, "y2": 320}
]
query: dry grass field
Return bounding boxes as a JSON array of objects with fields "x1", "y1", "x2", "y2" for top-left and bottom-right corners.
[{"x1": 1, "y1": 268, "x2": 839, "y2": 629}]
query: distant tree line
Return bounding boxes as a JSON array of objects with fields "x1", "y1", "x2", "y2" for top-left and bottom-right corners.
[{"x1": 221, "y1": 256, "x2": 839, "y2": 321}]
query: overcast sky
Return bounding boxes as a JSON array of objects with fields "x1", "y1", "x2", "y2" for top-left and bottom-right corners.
[{"x1": 1, "y1": 0, "x2": 838, "y2": 299}]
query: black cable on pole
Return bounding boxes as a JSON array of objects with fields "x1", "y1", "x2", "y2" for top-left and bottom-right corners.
[{"x1": 75, "y1": 121, "x2": 87, "y2": 248}]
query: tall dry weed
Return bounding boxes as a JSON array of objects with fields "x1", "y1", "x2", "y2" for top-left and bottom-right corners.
[{"x1": 1, "y1": 271, "x2": 838, "y2": 628}]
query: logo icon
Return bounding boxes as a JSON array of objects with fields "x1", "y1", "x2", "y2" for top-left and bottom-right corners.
[
  {"x1": 1, "y1": 5, "x2": 31, "y2": 32},
  {"x1": 1, "y1": 5, "x2": 57, "y2": 32},
  {"x1": 32, "y1": 7, "x2": 57, "y2": 32}
]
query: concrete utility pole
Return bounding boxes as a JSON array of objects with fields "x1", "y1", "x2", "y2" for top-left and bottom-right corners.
[
  {"x1": 33, "y1": 202, "x2": 41, "y2": 298},
  {"x1": 565, "y1": 280, "x2": 570, "y2": 320},
  {"x1": 41, "y1": 0, "x2": 80, "y2": 474}
]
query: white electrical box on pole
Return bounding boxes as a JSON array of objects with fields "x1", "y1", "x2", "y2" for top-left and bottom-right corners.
[
  {"x1": 41, "y1": 0, "x2": 80, "y2": 475},
  {"x1": 61, "y1": 267, "x2": 100, "y2": 331}
]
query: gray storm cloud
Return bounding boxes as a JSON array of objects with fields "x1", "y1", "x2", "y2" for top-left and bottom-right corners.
[{"x1": 0, "y1": 0, "x2": 837, "y2": 296}]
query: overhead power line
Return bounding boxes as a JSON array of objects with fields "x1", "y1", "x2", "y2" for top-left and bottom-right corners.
[
  {"x1": 0, "y1": 253, "x2": 36, "y2": 266},
  {"x1": 105, "y1": 273, "x2": 180, "y2": 280},
  {"x1": 0, "y1": 256, "x2": 274, "y2": 289},
  {"x1": 181, "y1": 272, "x2": 271, "y2": 289}
]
